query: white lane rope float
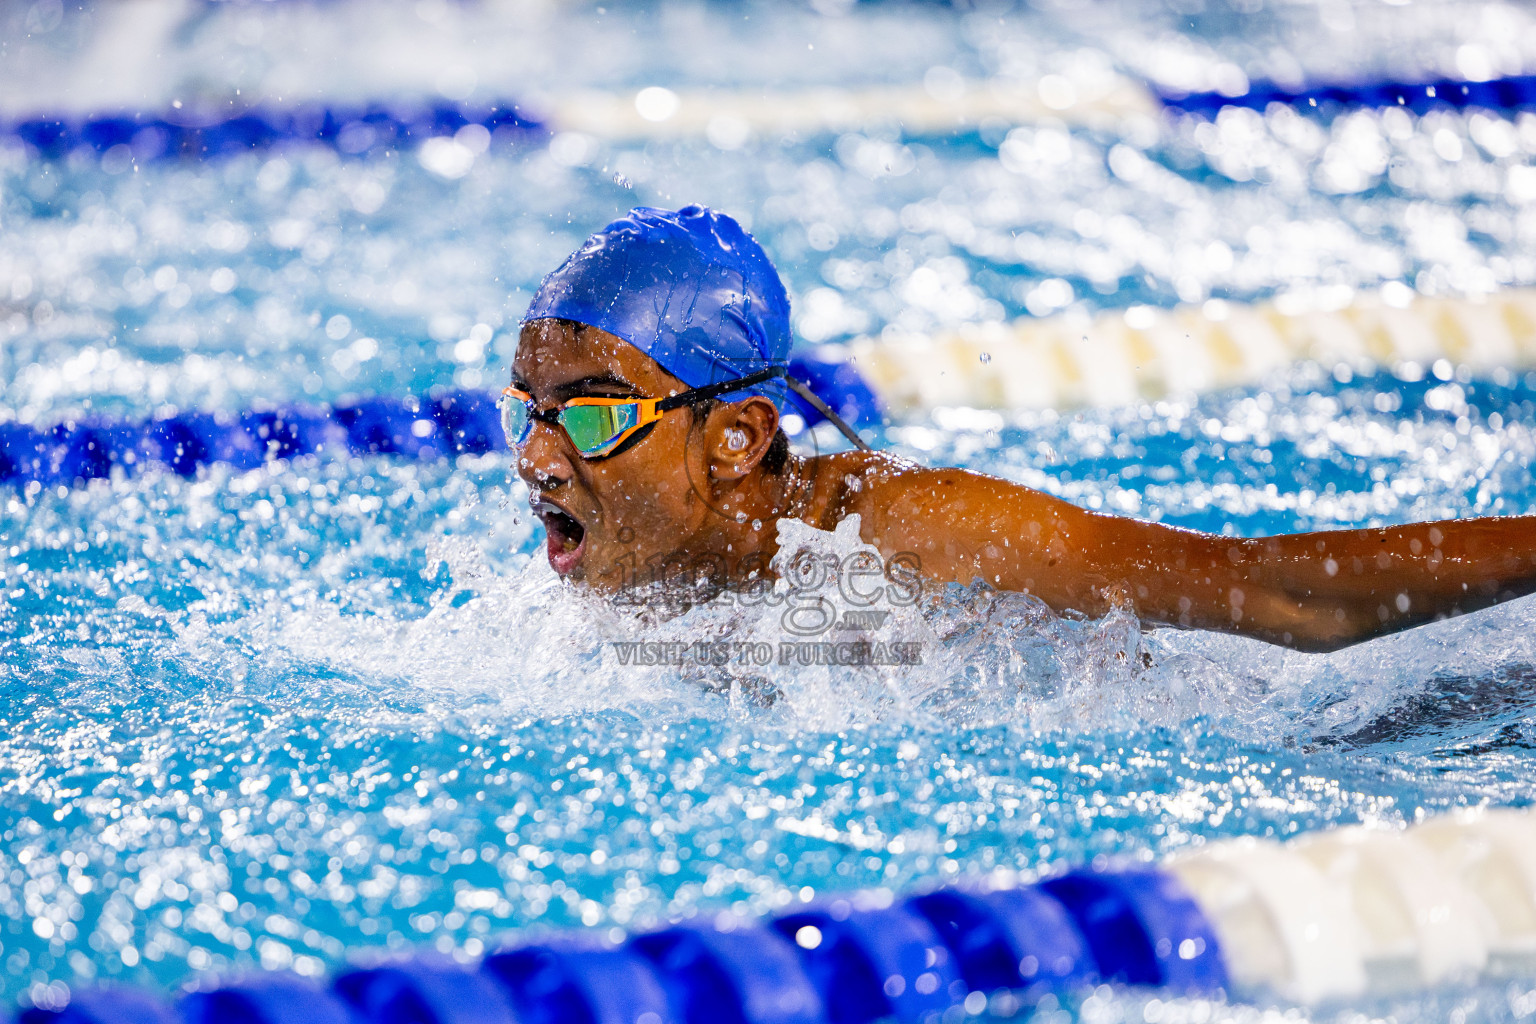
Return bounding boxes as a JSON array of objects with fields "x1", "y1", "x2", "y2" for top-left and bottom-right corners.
[
  {"x1": 535, "y1": 71, "x2": 1159, "y2": 142},
  {"x1": 843, "y1": 287, "x2": 1536, "y2": 414},
  {"x1": 1169, "y1": 807, "x2": 1536, "y2": 1004}
]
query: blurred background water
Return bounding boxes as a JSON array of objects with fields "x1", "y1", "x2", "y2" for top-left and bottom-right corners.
[{"x1": 3, "y1": 1, "x2": 1536, "y2": 1020}]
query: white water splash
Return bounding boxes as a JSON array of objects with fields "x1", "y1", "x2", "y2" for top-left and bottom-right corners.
[{"x1": 209, "y1": 507, "x2": 1536, "y2": 745}]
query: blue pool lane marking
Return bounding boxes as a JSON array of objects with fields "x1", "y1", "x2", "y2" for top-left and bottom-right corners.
[
  {"x1": 1161, "y1": 72, "x2": 1536, "y2": 117},
  {"x1": 14, "y1": 865, "x2": 1226, "y2": 1024}
]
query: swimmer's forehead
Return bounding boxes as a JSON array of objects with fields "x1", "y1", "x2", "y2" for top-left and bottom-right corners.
[{"x1": 511, "y1": 319, "x2": 677, "y2": 397}]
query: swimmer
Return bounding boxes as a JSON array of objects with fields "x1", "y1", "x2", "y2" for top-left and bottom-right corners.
[{"x1": 507, "y1": 205, "x2": 1536, "y2": 652}]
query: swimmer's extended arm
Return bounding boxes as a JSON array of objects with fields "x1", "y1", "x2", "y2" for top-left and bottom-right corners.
[{"x1": 846, "y1": 460, "x2": 1536, "y2": 652}]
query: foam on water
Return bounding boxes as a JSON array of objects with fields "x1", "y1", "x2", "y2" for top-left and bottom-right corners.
[
  {"x1": 214, "y1": 480, "x2": 1536, "y2": 745},
  {"x1": 239, "y1": 510, "x2": 1176, "y2": 733}
]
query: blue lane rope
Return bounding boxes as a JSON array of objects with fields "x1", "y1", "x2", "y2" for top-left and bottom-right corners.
[
  {"x1": 772, "y1": 904, "x2": 961, "y2": 1023},
  {"x1": 1038, "y1": 871, "x2": 1222, "y2": 991},
  {"x1": 13, "y1": 865, "x2": 1229, "y2": 1024},
  {"x1": 0, "y1": 391, "x2": 505, "y2": 488},
  {"x1": 1159, "y1": 72, "x2": 1536, "y2": 116},
  {"x1": 0, "y1": 351, "x2": 882, "y2": 489},
  {"x1": 6, "y1": 71, "x2": 1535, "y2": 163},
  {"x1": 907, "y1": 887, "x2": 1095, "y2": 993},
  {"x1": 1, "y1": 102, "x2": 544, "y2": 162},
  {"x1": 484, "y1": 943, "x2": 675, "y2": 1024}
]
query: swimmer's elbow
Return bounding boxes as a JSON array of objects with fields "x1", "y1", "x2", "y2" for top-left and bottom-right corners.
[
  {"x1": 1232, "y1": 599, "x2": 1381, "y2": 653},
  {"x1": 1279, "y1": 630, "x2": 1363, "y2": 654},
  {"x1": 1265, "y1": 600, "x2": 1447, "y2": 653}
]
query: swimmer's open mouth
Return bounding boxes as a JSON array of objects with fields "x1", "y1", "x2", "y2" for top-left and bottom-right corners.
[{"x1": 533, "y1": 499, "x2": 587, "y2": 574}]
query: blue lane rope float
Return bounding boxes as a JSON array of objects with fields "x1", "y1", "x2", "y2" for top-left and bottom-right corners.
[
  {"x1": 484, "y1": 942, "x2": 675, "y2": 1024},
  {"x1": 633, "y1": 924, "x2": 829, "y2": 1024},
  {"x1": 1036, "y1": 871, "x2": 1223, "y2": 991},
  {"x1": 785, "y1": 351, "x2": 884, "y2": 435},
  {"x1": 1159, "y1": 72, "x2": 1536, "y2": 117},
  {"x1": 0, "y1": 351, "x2": 883, "y2": 489},
  {"x1": 16, "y1": 989, "x2": 174, "y2": 1024},
  {"x1": 19, "y1": 809, "x2": 1536, "y2": 1022},
  {"x1": 905, "y1": 887, "x2": 1094, "y2": 994},
  {"x1": 15, "y1": 862, "x2": 1224, "y2": 1024},
  {"x1": 179, "y1": 975, "x2": 356, "y2": 1024},
  {"x1": 0, "y1": 77, "x2": 1152, "y2": 159},
  {"x1": 772, "y1": 903, "x2": 962, "y2": 1023},
  {"x1": 334, "y1": 960, "x2": 517, "y2": 1024},
  {"x1": 0, "y1": 102, "x2": 544, "y2": 162},
  {"x1": 0, "y1": 390, "x2": 503, "y2": 488}
]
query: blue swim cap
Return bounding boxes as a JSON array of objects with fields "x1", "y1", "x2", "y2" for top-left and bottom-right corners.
[{"x1": 523, "y1": 205, "x2": 792, "y2": 407}]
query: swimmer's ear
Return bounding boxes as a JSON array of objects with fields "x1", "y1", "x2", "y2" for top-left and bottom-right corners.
[{"x1": 706, "y1": 396, "x2": 779, "y2": 481}]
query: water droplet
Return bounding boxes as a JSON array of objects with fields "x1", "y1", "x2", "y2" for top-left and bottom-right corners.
[
  {"x1": 613, "y1": 173, "x2": 633, "y2": 189},
  {"x1": 751, "y1": 519, "x2": 763, "y2": 531},
  {"x1": 979, "y1": 352, "x2": 991, "y2": 364}
]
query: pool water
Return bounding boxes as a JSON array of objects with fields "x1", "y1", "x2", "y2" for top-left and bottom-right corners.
[{"x1": 4, "y1": 1, "x2": 1536, "y2": 1020}]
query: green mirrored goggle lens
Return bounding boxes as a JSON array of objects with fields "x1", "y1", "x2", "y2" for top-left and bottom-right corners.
[
  {"x1": 560, "y1": 403, "x2": 641, "y2": 455},
  {"x1": 497, "y1": 394, "x2": 645, "y2": 456}
]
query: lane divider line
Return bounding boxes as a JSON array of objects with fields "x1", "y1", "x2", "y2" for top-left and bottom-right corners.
[
  {"x1": 0, "y1": 351, "x2": 880, "y2": 489},
  {"x1": 6, "y1": 70, "x2": 1535, "y2": 164},
  {"x1": 0, "y1": 72, "x2": 1148, "y2": 164},
  {"x1": 0, "y1": 391, "x2": 503, "y2": 488},
  {"x1": 4, "y1": 286, "x2": 1532, "y2": 490},
  {"x1": 538, "y1": 73, "x2": 1159, "y2": 141},
  {"x1": 21, "y1": 807, "x2": 1536, "y2": 1023},
  {"x1": 17, "y1": 862, "x2": 1226, "y2": 1024},
  {"x1": 1292, "y1": 829, "x2": 1489, "y2": 988},
  {"x1": 1166, "y1": 808, "x2": 1536, "y2": 1003},
  {"x1": 848, "y1": 288, "x2": 1536, "y2": 413},
  {"x1": 0, "y1": 102, "x2": 544, "y2": 162},
  {"x1": 1162, "y1": 73, "x2": 1536, "y2": 117}
]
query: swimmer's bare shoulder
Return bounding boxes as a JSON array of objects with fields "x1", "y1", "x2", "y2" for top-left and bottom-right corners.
[
  {"x1": 815, "y1": 451, "x2": 1065, "y2": 576},
  {"x1": 815, "y1": 451, "x2": 1159, "y2": 609},
  {"x1": 810, "y1": 452, "x2": 1536, "y2": 652}
]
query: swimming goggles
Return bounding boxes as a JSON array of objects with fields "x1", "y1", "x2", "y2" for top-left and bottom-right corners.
[{"x1": 498, "y1": 366, "x2": 872, "y2": 460}]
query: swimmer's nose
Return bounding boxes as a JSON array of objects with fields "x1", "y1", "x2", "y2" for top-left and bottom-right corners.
[{"x1": 516, "y1": 419, "x2": 574, "y2": 489}]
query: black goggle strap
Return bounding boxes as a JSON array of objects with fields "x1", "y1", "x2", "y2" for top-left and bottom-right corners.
[
  {"x1": 653, "y1": 366, "x2": 788, "y2": 412},
  {"x1": 653, "y1": 365, "x2": 872, "y2": 452},
  {"x1": 783, "y1": 374, "x2": 873, "y2": 452}
]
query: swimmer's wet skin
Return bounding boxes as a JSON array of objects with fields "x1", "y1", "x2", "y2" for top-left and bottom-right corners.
[{"x1": 512, "y1": 206, "x2": 1536, "y2": 653}]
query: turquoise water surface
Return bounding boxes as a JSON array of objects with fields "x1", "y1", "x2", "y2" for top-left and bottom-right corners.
[{"x1": 4, "y1": 1, "x2": 1536, "y2": 1019}]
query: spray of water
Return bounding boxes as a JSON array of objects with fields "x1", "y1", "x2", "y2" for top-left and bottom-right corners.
[{"x1": 220, "y1": 497, "x2": 1536, "y2": 746}]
